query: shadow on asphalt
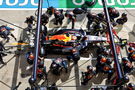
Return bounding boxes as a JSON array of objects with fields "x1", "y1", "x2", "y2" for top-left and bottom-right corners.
[
  {"x1": 11, "y1": 54, "x2": 21, "y2": 89},
  {"x1": 11, "y1": 27, "x2": 34, "y2": 89},
  {"x1": 19, "y1": 27, "x2": 34, "y2": 78}
]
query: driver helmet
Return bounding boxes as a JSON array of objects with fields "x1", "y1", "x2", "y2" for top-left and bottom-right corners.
[
  {"x1": 71, "y1": 36, "x2": 77, "y2": 40},
  {"x1": 71, "y1": 48, "x2": 77, "y2": 53}
]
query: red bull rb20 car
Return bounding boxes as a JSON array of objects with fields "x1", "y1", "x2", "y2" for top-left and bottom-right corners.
[{"x1": 40, "y1": 29, "x2": 107, "y2": 56}]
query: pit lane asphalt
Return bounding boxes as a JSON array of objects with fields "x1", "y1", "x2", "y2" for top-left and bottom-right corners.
[{"x1": 0, "y1": 9, "x2": 135, "y2": 90}]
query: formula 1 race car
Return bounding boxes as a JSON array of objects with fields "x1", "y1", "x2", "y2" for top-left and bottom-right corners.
[{"x1": 40, "y1": 29, "x2": 107, "y2": 62}]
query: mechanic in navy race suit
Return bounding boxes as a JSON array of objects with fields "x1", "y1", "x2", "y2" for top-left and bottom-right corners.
[
  {"x1": 25, "y1": 15, "x2": 36, "y2": 32},
  {"x1": 128, "y1": 47, "x2": 135, "y2": 63},
  {"x1": 108, "y1": 7, "x2": 120, "y2": 22},
  {"x1": 121, "y1": 57, "x2": 133, "y2": 75},
  {"x1": 65, "y1": 10, "x2": 76, "y2": 29},
  {"x1": 81, "y1": 65, "x2": 96, "y2": 85},
  {"x1": 0, "y1": 25, "x2": 16, "y2": 42},
  {"x1": 54, "y1": 9, "x2": 64, "y2": 26},
  {"x1": 116, "y1": 13, "x2": 128, "y2": 25}
]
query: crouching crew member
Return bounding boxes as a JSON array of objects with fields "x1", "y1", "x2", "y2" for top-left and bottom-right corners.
[
  {"x1": 25, "y1": 51, "x2": 34, "y2": 65},
  {"x1": 65, "y1": 10, "x2": 76, "y2": 29},
  {"x1": 25, "y1": 15, "x2": 36, "y2": 32},
  {"x1": 46, "y1": 6, "x2": 56, "y2": 16},
  {"x1": 50, "y1": 58, "x2": 68, "y2": 75},
  {"x1": 54, "y1": 9, "x2": 64, "y2": 26},
  {"x1": 0, "y1": 25, "x2": 17, "y2": 42},
  {"x1": 36, "y1": 60, "x2": 46, "y2": 79},
  {"x1": 108, "y1": 7, "x2": 120, "y2": 22},
  {"x1": 128, "y1": 47, "x2": 135, "y2": 63},
  {"x1": 95, "y1": 55, "x2": 113, "y2": 81},
  {"x1": 67, "y1": 43, "x2": 80, "y2": 64},
  {"x1": 121, "y1": 57, "x2": 133, "y2": 75},
  {"x1": 126, "y1": 83, "x2": 135, "y2": 90},
  {"x1": 116, "y1": 13, "x2": 128, "y2": 25},
  {"x1": 81, "y1": 65, "x2": 96, "y2": 85}
]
